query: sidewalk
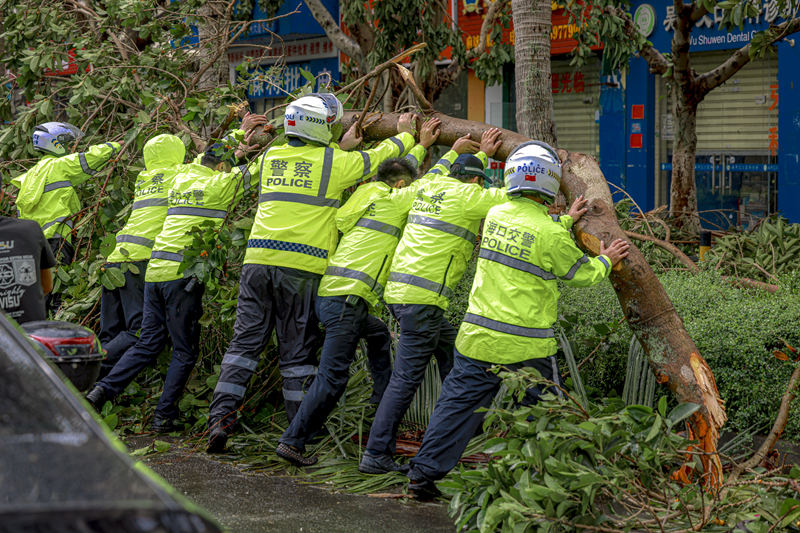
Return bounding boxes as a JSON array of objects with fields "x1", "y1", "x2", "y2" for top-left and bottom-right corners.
[{"x1": 127, "y1": 436, "x2": 455, "y2": 533}]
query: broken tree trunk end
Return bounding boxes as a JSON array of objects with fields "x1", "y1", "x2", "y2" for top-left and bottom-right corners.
[{"x1": 343, "y1": 110, "x2": 728, "y2": 489}]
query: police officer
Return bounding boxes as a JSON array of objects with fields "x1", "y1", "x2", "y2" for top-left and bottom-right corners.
[
  {"x1": 405, "y1": 141, "x2": 630, "y2": 499},
  {"x1": 99, "y1": 134, "x2": 187, "y2": 376},
  {"x1": 86, "y1": 144, "x2": 258, "y2": 432},
  {"x1": 359, "y1": 129, "x2": 507, "y2": 475},
  {"x1": 207, "y1": 94, "x2": 418, "y2": 453},
  {"x1": 275, "y1": 118, "x2": 461, "y2": 465},
  {"x1": 11, "y1": 122, "x2": 120, "y2": 311}
]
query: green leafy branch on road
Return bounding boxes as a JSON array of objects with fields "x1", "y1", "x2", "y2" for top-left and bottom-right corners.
[{"x1": 445, "y1": 367, "x2": 800, "y2": 533}]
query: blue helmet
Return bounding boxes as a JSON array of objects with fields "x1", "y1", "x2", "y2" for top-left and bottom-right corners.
[
  {"x1": 32, "y1": 122, "x2": 84, "y2": 156},
  {"x1": 503, "y1": 140, "x2": 561, "y2": 202}
]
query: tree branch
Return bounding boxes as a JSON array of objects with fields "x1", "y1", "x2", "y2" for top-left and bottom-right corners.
[
  {"x1": 731, "y1": 361, "x2": 800, "y2": 478},
  {"x1": 303, "y1": 0, "x2": 367, "y2": 73},
  {"x1": 689, "y1": 3, "x2": 709, "y2": 24},
  {"x1": 624, "y1": 230, "x2": 699, "y2": 272},
  {"x1": 465, "y1": 0, "x2": 510, "y2": 60},
  {"x1": 605, "y1": 5, "x2": 669, "y2": 75},
  {"x1": 696, "y1": 18, "x2": 800, "y2": 95}
]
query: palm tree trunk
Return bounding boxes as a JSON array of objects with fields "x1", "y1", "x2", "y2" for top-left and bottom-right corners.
[{"x1": 511, "y1": 0, "x2": 556, "y2": 144}]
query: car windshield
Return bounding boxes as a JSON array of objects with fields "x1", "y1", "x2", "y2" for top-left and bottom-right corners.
[
  {"x1": 0, "y1": 338, "x2": 84, "y2": 437},
  {"x1": 0, "y1": 322, "x2": 171, "y2": 509}
]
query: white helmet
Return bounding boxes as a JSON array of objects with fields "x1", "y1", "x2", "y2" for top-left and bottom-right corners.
[
  {"x1": 33, "y1": 122, "x2": 84, "y2": 156},
  {"x1": 283, "y1": 93, "x2": 343, "y2": 145},
  {"x1": 504, "y1": 141, "x2": 562, "y2": 202}
]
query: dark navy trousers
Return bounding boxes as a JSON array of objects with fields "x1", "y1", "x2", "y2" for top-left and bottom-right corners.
[
  {"x1": 363, "y1": 314, "x2": 392, "y2": 404},
  {"x1": 408, "y1": 349, "x2": 563, "y2": 483},
  {"x1": 281, "y1": 295, "x2": 391, "y2": 450},
  {"x1": 365, "y1": 303, "x2": 456, "y2": 457},
  {"x1": 208, "y1": 264, "x2": 323, "y2": 432},
  {"x1": 99, "y1": 261, "x2": 147, "y2": 376},
  {"x1": 46, "y1": 237, "x2": 74, "y2": 314},
  {"x1": 96, "y1": 277, "x2": 204, "y2": 421}
]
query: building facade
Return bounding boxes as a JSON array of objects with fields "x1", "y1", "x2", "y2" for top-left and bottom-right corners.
[
  {"x1": 458, "y1": 0, "x2": 800, "y2": 225},
  {"x1": 229, "y1": 0, "x2": 340, "y2": 118}
]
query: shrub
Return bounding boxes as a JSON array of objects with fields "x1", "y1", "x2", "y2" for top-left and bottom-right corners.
[{"x1": 558, "y1": 269, "x2": 800, "y2": 441}]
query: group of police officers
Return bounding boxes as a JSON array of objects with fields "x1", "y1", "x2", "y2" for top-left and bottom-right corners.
[{"x1": 10, "y1": 93, "x2": 629, "y2": 499}]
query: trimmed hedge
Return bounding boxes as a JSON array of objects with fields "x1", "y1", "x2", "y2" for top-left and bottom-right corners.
[{"x1": 558, "y1": 270, "x2": 800, "y2": 441}]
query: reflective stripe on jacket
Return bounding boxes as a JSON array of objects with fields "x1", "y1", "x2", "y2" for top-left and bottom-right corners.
[
  {"x1": 383, "y1": 151, "x2": 508, "y2": 310},
  {"x1": 243, "y1": 132, "x2": 415, "y2": 275},
  {"x1": 456, "y1": 198, "x2": 611, "y2": 364},
  {"x1": 11, "y1": 142, "x2": 120, "y2": 241},
  {"x1": 107, "y1": 134, "x2": 186, "y2": 263},
  {"x1": 145, "y1": 162, "x2": 258, "y2": 283},
  {"x1": 318, "y1": 148, "x2": 457, "y2": 307}
]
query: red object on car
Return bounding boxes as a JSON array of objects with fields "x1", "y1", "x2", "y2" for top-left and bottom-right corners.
[{"x1": 20, "y1": 320, "x2": 105, "y2": 391}]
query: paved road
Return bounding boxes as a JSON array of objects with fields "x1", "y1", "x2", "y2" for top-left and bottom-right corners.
[{"x1": 127, "y1": 436, "x2": 455, "y2": 533}]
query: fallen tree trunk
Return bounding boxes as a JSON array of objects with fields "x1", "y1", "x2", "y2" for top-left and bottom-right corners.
[{"x1": 343, "y1": 110, "x2": 728, "y2": 489}]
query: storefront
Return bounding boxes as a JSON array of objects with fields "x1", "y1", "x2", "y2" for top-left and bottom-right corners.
[
  {"x1": 622, "y1": 1, "x2": 800, "y2": 225},
  {"x1": 228, "y1": 0, "x2": 340, "y2": 116},
  {"x1": 457, "y1": 0, "x2": 800, "y2": 224}
]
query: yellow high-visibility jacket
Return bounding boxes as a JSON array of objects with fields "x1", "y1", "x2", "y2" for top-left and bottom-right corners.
[
  {"x1": 456, "y1": 198, "x2": 611, "y2": 364},
  {"x1": 145, "y1": 162, "x2": 258, "y2": 283},
  {"x1": 243, "y1": 133, "x2": 415, "y2": 275},
  {"x1": 107, "y1": 134, "x2": 186, "y2": 263},
  {"x1": 318, "y1": 149, "x2": 459, "y2": 307},
  {"x1": 383, "y1": 151, "x2": 508, "y2": 310},
  {"x1": 11, "y1": 142, "x2": 120, "y2": 241}
]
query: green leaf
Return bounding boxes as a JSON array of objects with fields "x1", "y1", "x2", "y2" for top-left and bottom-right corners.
[
  {"x1": 103, "y1": 267, "x2": 126, "y2": 288},
  {"x1": 645, "y1": 414, "x2": 662, "y2": 442},
  {"x1": 667, "y1": 403, "x2": 701, "y2": 427},
  {"x1": 154, "y1": 440, "x2": 171, "y2": 452},
  {"x1": 103, "y1": 413, "x2": 118, "y2": 430},
  {"x1": 300, "y1": 68, "x2": 315, "y2": 84},
  {"x1": 130, "y1": 445, "x2": 151, "y2": 456},
  {"x1": 657, "y1": 396, "x2": 667, "y2": 418},
  {"x1": 136, "y1": 109, "x2": 151, "y2": 124}
]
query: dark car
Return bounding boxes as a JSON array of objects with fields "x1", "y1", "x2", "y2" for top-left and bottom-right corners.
[{"x1": 0, "y1": 313, "x2": 222, "y2": 533}]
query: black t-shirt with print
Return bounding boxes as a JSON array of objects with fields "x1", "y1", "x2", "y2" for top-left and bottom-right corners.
[{"x1": 0, "y1": 217, "x2": 57, "y2": 323}]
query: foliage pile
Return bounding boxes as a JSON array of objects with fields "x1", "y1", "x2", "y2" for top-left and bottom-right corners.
[
  {"x1": 707, "y1": 216, "x2": 800, "y2": 283},
  {"x1": 445, "y1": 367, "x2": 800, "y2": 532}
]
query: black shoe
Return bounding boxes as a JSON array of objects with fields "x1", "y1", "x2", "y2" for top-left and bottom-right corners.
[
  {"x1": 276, "y1": 442, "x2": 319, "y2": 467},
  {"x1": 85, "y1": 385, "x2": 108, "y2": 411},
  {"x1": 358, "y1": 452, "x2": 410, "y2": 474},
  {"x1": 408, "y1": 478, "x2": 441, "y2": 500},
  {"x1": 207, "y1": 428, "x2": 229, "y2": 453},
  {"x1": 150, "y1": 416, "x2": 180, "y2": 434}
]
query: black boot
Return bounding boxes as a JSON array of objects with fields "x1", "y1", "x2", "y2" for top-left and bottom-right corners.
[
  {"x1": 85, "y1": 385, "x2": 108, "y2": 411},
  {"x1": 207, "y1": 427, "x2": 229, "y2": 453}
]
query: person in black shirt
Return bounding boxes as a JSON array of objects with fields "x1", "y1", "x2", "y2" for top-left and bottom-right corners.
[{"x1": 0, "y1": 216, "x2": 57, "y2": 323}]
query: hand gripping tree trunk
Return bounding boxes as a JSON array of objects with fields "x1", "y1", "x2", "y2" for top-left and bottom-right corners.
[{"x1": 341, "y1": 110, "x2": 728, "y2": 488}]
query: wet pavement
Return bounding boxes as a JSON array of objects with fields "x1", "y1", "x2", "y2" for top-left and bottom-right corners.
[{"x1": 126, "y1": 436, "x2": 455, "y2": 533}]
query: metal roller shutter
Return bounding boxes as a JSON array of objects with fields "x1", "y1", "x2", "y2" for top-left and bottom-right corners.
[
  {"x1": 661, "y1": 51, "x2": 778, "y2": 153},
  {"x1": 551, "y1": 56, "x2": 601, "y2": 156}
]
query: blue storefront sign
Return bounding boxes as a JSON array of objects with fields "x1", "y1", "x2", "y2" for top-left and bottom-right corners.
[
  {"x1": 645, "y1": 1, "x2": 793, "y2": 52},
  {"x1": 247, "y1": 57, "x2": 339, "y2": 100},
  {"x1": 233, "y1": 0, "x2": 340, "y2": 103}
]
